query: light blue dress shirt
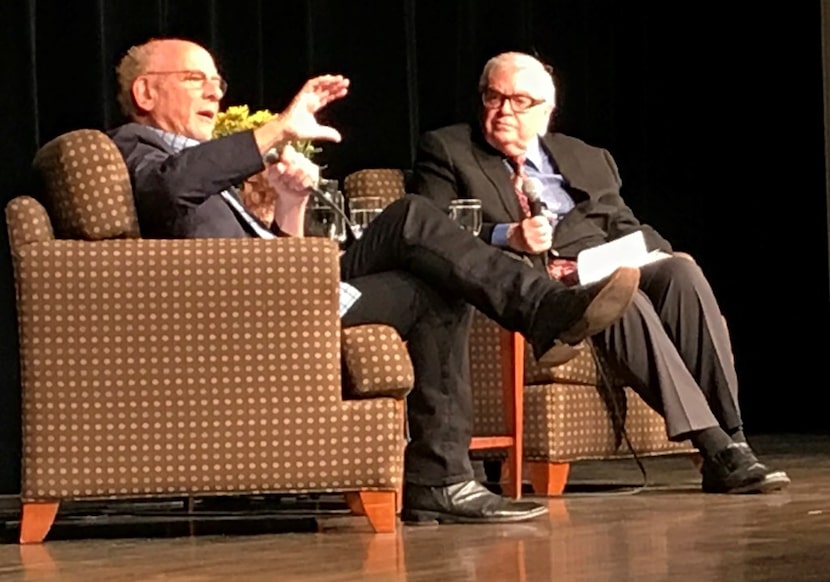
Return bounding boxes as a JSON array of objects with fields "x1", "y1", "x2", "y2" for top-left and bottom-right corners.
[{"x1": 491, "y1": 136, "x2": 575, "y2": 247}]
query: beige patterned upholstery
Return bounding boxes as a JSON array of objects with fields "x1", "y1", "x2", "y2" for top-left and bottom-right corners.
[
  {"x1": 342, "y1": 325, "x2": 414, "y2": 399},
  {"x1": 345, "y1": 167, "x2": 695, "y2": 495},
  {"x1": 9, "y1": 131, "x2": 414, "y2": 542},
  {"x1": 524, "y1": 384, "x2": 688, "y2": 460},
  {"x1": 525, "y1": 340, "x2": 597, "y2": 386},
  {"x1": 343, "y1": 168, "x2": 407, "y2": 208},
  {"x1": 32, "y1": 129, "x2": 140, "y2": 240},
  {"x1": 469, "y1": 311, "x2": 694, "y2": 467}
]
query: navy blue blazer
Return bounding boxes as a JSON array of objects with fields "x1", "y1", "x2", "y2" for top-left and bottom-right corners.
[{"x1": 108, "y1": 122, "x2": 269, "y2": 238}]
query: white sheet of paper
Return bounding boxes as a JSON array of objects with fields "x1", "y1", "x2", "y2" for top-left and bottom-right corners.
[{"x1": 576, "y1": 231, "x2": 671, "y2": 284}]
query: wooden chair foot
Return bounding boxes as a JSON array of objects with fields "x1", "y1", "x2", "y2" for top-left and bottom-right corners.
[
  {"x1": 345, "y1": 491, "x2": 397, "y2": 532},
  {"x1": 344, "y1": 492, "x2": 366, "y2": 515},
  {"x1": 527, "y1": 462, "x2": 570, "y2": 496},
  {"x1": 499, "y1": 454, "x2": 522, "y2": 499},
  {"x1": 20, "y1": 501, "x2": 60, "y2": 544}
]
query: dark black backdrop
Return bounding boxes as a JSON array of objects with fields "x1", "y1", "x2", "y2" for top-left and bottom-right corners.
[{"x1": 0, "y1": 0, "x2": 826, "y2": 493}]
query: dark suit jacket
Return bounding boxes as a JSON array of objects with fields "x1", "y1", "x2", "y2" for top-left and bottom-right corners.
[
  {"x1": 412, "y1": 123, "x2": 672, "y2": 271},
  {"x1": 108, "y1": 122, "x2": 268, "y2": 238}
]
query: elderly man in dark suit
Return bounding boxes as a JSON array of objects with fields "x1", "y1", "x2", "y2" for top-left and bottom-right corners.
[
  {"x1": 412, "y1": 51, "x2": 789, "y2": 495},
  {"x1": 106, "y1": 38, "x2": 642, "y2": 524}
]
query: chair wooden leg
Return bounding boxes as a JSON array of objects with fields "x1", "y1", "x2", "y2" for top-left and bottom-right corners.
[
  {"x1": 501, "y1": 450, "x2": 521, "y2": 499},
  {"x1": 527, "y1": 462, "x2": 570, "y2": 496},
  {"x1": 500, "y1": 329, "x2": 524, "y2": 499},
  {"x1": 344, "y1": 491, "x2": 397, "y2": 533},
  {"x1": 344, "y1": 492, "x2": 366, "y2": 516},
  {"x1": 19, "y1": 501, "x2": 60, "y2": 544}
]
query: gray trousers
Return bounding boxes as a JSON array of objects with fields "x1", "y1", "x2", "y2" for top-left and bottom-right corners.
[{"x1": 592, "y1": 256, "x2": 741, "y2": 441}]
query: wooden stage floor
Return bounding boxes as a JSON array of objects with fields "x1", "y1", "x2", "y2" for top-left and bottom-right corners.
[{"x1": 1, "y1": 433, "x2": 829, "y2": 581}]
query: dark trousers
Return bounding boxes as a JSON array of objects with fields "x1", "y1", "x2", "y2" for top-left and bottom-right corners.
[
  {"x1": 593, "y1": 256, "x2": 741, "y2": 440},
  {"x1": 339, "y1": 195, "x2": 565, "y2": 486}
]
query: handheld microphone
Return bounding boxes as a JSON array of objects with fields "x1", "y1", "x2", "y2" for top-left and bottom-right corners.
[
  {"x1": 522, "y1": 177, "x2": 545, "y2": 217},
  {"x1": 263, "y1": 148, "x2": 281, "y2": 165}
]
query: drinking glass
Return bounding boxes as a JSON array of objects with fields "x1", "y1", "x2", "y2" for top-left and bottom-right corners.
[
  {"x1": 448, "y1": 199, "x2": 482, "y2": 236},
  {"x1": 348, "y1": 196, "x2": 384, "y2": 239},
  {"x1": 305, "y1": 179, "x2": 348, "y2": 245}
]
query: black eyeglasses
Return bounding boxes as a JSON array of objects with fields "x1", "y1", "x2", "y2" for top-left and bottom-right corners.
[
  {"x1": 481, "y1": 87, "x2": 545, "y2": 113},
  {"x1": 142, "y1": 69, "x2": 228, "y2": 94}
]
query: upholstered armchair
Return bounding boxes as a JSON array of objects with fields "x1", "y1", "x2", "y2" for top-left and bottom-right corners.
[
  {"x1": 8, "y1": 130, "x2": 415, "y2": 543},
  {"x1": 343, "y1": 168, "x2": 695, "y2": 497}
]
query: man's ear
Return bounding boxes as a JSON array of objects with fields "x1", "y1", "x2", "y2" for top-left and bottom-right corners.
[{"x1": 132, "y1": 77, "x2": 155, "y2": 113}]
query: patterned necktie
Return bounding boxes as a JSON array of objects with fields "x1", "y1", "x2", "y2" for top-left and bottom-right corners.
[
  {"x1": 509, "y1": 154, "x2": 531, "y2": 217},
  {"x1": 509, "y1": 155, "x2": 579, "y2": 284}
]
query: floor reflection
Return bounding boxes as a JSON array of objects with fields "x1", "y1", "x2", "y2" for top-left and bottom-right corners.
[{"x1": 3, "y1": 434, "x2": 830, "y2": 581}]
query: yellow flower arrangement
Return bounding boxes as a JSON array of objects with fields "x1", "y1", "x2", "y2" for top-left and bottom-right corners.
[{"x1": 213, "y1": 105, "x2": 318, "y2": 158}]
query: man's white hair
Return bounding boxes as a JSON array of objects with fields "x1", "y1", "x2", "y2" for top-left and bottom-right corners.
[{"x1": 478, "y1": 52, "x2": 556, "y2": 104}]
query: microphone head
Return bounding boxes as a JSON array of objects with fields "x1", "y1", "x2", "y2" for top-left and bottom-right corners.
[
  {"x1": 522, "y1": 177, "x2": 543, "y2": 202},
  {"x1": 263, "y1": 147, "x2": 281, "y2": 165},
  {"x1": 264, "y1": 145, "x2": 292, "y2": 165}
]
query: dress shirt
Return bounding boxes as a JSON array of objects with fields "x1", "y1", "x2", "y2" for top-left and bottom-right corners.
[{"x1": 491, "y1": 135, "x2": 575, "y2": 247}]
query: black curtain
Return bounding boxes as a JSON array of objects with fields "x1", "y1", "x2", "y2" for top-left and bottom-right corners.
[{"x1": 0, "y1": 0, "x2": 826, "y2": 493}]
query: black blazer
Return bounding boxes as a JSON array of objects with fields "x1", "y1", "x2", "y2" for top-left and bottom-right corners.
[
  {"x1": 412, "y1": 123, "x2": 672, "y2": 270},
  {"x1": 108, "y1": 122, "x2": 268, "y2": 238}
]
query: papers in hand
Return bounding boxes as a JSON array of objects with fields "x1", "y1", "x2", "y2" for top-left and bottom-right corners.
[{"x1": 576, "y1": 231, "x2": 671, "y2": 285}]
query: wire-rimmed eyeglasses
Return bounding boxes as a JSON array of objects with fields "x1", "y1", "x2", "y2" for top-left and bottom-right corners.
[{"x1": 142, "y1": 69, "x2": 228, "y2": 94}]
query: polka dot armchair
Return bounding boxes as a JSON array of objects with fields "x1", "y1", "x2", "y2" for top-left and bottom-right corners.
[
  {"x1": 344, "y1": 168, "x2": 695, "y2": 498},
  {"x1": 7, "y1": 130, "x2": 414, "y2": 543}
]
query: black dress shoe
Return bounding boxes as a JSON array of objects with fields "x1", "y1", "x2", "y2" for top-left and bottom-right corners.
[
  {"x1": 530, "y1": 266, "x2": 640, "y2": 360},
  {"x1": 701, "y1": 442, "x2": 791, "y2": 494},
  {"x1": 401, "y1": 480, "x2": 548, "y2": 524}
]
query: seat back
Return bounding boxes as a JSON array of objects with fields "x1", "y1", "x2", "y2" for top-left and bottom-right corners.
[
  {"x1": 32, "y1": 128, "x2": 140, "y2": 240},
  {"x1": 343, "y1": 168, "x2": 406, "y2": 208}
]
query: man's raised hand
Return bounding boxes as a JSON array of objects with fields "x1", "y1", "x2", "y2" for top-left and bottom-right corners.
[{"x1": 280, "y1": 74, "x2": 350, "y2": 144}]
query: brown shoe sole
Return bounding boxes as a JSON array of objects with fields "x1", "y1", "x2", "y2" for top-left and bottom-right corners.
[
  {"x1": 536, "y1": 342, "x2": 583, "y2": 367},
  {"x1": 559, "y1": 266, "x2": 640, "y2": 344}
]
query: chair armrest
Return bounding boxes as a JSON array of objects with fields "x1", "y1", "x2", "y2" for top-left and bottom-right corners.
[
  {"x1": 6, "y1": 196, "x2": 55, "y2": 250},
  {"x1": 341, "y1": 325, "x2": 413, "y2": 399},
  {"x1": 13, "y1": 236, "x2": 346, "y2": 401}
]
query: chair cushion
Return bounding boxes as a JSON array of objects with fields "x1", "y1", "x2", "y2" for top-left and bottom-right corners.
[
  {"x1": 524, "y1": 383, "x2": 694, "y2": 462},
  {"x1": 341, "y1": 324, "x2": 414, "y2": 399},
  {"x1": 32, "y1": 128, "x2": 140, "y2": 240}
]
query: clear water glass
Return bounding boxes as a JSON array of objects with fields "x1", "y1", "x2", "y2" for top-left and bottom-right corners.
[
  {"x1": 305, "y1": 179, "x2": 347, "y2": 244},
  {"x1": 448, "y1": 198, "x2": 482, "y2": 236},
  {"x1": 349, "y1": 196, "x2": 384, "y2": 239}
]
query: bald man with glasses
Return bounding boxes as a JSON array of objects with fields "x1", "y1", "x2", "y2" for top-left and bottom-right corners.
[{"x1": 412, "y1": 51, "x2": 790, "y2": 496}]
